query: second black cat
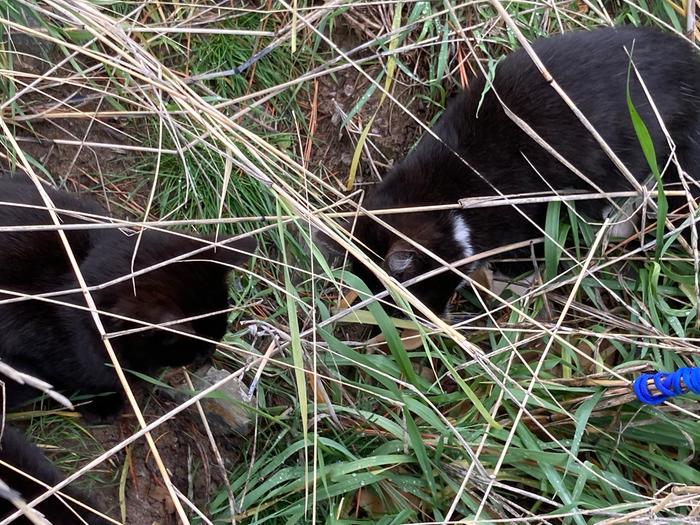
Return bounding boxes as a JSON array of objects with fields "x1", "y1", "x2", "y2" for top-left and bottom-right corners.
[
  {"x1": 348, "y1": 26, "x2": 700, "y2": 315},
  {"x1": 0, "y1": 177, "x2": 256, "y2": 523}
]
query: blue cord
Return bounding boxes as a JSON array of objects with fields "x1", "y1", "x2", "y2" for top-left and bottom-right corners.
[{"x1": 633, "y1": 367, "x2": 700, "y2": 405}]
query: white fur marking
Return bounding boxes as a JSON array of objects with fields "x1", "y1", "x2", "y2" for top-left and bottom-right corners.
[
  {"x1": 608, "y1": 218, "x2": 638, "y2": 239},
  {"x1": 452, "y1": 214, "x2": 473, "y2": 259}
]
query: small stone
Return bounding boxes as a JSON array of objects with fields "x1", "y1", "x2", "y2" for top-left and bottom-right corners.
[
  {"x1": 165, "y1": 366, "x2": 253, "y2": 439},
  {"x1": 191, "y1": 367, "x2": 252, "y2": 438}
]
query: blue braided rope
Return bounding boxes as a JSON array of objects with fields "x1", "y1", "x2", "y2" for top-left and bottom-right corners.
[{"x1": 633, "y1": 367, "x2": 700, "y2": 405}]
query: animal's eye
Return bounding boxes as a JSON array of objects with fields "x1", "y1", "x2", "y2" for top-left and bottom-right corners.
[{"x1": 386, "y1": 251, "x2": 415, "y2": 275}]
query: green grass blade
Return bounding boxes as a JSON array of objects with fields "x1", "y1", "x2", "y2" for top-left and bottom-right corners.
[{"x1": 625, "y1": 57, "x2": 668, "y2": 255}]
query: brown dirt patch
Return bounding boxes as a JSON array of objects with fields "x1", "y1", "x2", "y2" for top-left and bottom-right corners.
[
  {"x1": 4, "y1": 33, "x2": 148, "y2": 217},
  {"x1": 309, "y1": 18, "x2": 435, "y2": 193},
  {"x1": 87, "y1": 384, "x2": 247, "y2": 525}
]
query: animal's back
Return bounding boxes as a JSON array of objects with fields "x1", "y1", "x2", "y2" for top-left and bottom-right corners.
[
  {"x1": 486, "y1": 27, "x2": 696, "y2": 182},
  {"x1": 373, "y1": 26, "x2": 700, "y2": 246},
  {"x1": 0, "y1": 178, "x2": 112, "y2": 291},
  {"x1": 436, "y1": 26, "x2": 700, "y2": 197}
]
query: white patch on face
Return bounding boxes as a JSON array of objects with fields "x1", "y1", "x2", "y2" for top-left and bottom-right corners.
[
  {"x1": 452, "y1": 213, "x2": 473, "y2": 259},
  {"x1": 451, "y1": 213, "x2": 474, "y2": 295}
]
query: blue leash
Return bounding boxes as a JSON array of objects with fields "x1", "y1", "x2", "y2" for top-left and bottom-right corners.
[{"x1": 633, "y1": 367, "x2": 700, "y2": 405}]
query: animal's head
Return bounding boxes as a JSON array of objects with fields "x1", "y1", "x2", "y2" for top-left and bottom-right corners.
[
  {"x1": 349, "y1": 204, "x2": 472, "y2": 317},
  {"x1": 319, "y1": 159, "x2": 476, "y2": 316},
  {"x1": 318, "y1": 110, "x2": 483, "y2": 316},
  {"x1": 82, "y1": 230, "x2": 256, "y2": 370}
]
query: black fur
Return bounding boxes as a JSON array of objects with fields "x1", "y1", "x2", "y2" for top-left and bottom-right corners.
[
  {"x1": 350, "y1": 26, "x2": 700, "y2": 314},
  {"x1": 0, "y1": 427, "x2": 110, "y2": 524},
  {"x1": 0, "y1": 177, "x2": 256, "y2": 522}
]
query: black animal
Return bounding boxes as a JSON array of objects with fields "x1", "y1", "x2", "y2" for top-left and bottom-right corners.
[
  {"x1": 0, "y1": 177, "x2": 256, "y2": 523},
  {"x1": 349, "y1": 26, "x2": 700, "y2": 314},
  {"x1": 0, "y1": 426, "x2": 110, "y2": 524}
]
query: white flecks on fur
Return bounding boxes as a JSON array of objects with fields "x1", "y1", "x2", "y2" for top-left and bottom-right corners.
[
  {"x1": 452, "y1": 213, "x2": 473, "y2": 260},
  {"x1": 451, "y1": 213, "x2": 474, "y2": 295}
]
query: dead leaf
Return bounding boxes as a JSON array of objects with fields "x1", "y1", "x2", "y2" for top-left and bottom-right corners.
[
  {"x1": 338, "y1": 290, "x2": 358, "y2": 310},
  {"x1": 365, "y1": 328, "x2": 427, "y2": 354},
  {"x1": 470, "y1": 266, "x2": 493, "y2": 291}
]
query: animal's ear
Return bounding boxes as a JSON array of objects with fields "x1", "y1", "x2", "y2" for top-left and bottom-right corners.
[
  {"x1": 198, "y1": 235, "x2": 257, "y2": 266},
  {"x1": 383, "y1": 243, "x2": 423, "y2": 281}
]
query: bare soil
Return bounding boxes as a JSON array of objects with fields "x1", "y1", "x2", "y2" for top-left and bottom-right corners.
[
  {"x1": 87, "y1": 382, "x2": 246, "y2": 525},
  {"x1": 308, "y1": 16, "x2": 435, "y2": 191}
]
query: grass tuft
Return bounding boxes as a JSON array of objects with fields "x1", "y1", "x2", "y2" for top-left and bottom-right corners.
[{"x1": 1, "y1": 1, "x2": 699, "y2": 524}]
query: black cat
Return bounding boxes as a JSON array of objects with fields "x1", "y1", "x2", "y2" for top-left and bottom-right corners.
[
  {"x1": 348, "y1": 26, "x2": 700, "y2": 314},
  {"x1": 0, "y1": 177, "x2": 256, "y2": 523},
  {"x1": 0, "y1": 426, "x2": 110, "y2": 525}
]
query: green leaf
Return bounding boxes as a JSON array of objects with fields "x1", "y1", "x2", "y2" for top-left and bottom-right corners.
[
  {"x1": 275, "y1": 200, "x2": 309, "y2": 476},
  {"x1": 565, "y1": 390, "x2": 603, "y2": 477},
  {"x1": 544, "y1": 200, "x2": 562, "y2": 282},
  {"x1": 405, "y1": 410, "x2": 436, "y2": 497},
  {"x1": 625, "y1": 56, "x2": 667, "y2": 256}
]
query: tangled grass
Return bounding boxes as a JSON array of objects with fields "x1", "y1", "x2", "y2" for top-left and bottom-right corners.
[{"x1": 1, "y1": 0, "x2": 700, "y2": 523}]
